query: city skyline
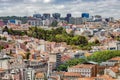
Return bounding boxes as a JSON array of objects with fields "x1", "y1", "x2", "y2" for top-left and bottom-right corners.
[{"x1": 0, "y1": 0, "x2": 120, "y2": 19}]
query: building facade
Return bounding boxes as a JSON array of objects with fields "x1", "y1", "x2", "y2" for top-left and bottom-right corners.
[{"x1": 68, "y1": 64, "x2": 97, "y2": 77}]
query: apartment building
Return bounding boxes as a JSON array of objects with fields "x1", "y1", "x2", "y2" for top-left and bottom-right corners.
[{"x1": 68, "y1": 64, "x2": 97, "y2": 77}]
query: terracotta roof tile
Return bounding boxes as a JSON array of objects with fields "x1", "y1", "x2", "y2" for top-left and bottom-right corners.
[
  {"x1": 109, "y1": 57, "x2": 120, "y2": 61},
  {"x1": 70, "y1": 64, "x2": 95, "y2": 69},
  {"x1": 35, "y1": 72, "x2": 44, "y2": 78},
  {"x1": 64, "y1": 72, "x2": 81, "y2": 77}
]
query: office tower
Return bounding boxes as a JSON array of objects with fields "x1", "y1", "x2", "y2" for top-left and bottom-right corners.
[
  {"x1": 67, "y1": 13, "x2": 72, "y2": 18},
  {"x1": 8, "y1": 19, "x2": 22, "y2": 25},
  {"x1": 69, "y1": 17, "x2": 83, "y2": 25},
  {"x1": 65, "y1": 13, "x2": 72, "y2": 23},
  {"x1": 33, "y1": 14, "x2": 41, "y2": 18},
  {"x1": 52, "y1": 13, "x2": 61, "y2": 19},
  {"x1": 42, "y1": 13, "x2": 51, "y2": 20},
  {"x1": 82, "y1": 13, "x2": 89, "y2": 18},
  {"x1": 27, "y1": 19, "x2": 43, "y2": 26},
  {"x1": 93, "y1": 15, "x2": 102, "y2": 22},
  {"x1": 49, "y1": 53, "x2": 61, "y2": 68},
  {"x1": 47, "y1": 53, "x2": 61, "y2": 77}
]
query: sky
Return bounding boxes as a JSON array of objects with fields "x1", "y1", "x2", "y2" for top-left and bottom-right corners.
[{"x1": 0, "y1": 0, "x2": 120, "y2": 19}]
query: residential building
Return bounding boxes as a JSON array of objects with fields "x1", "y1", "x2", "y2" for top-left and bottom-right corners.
[
  {"x1": 0, "y1": 20, "x2": 5, "y2": 27},
  {"x1": 28, "y1": 60, "x2": 47, "y2": 72},
  {"x1": 43, "y1": 19, "x2": 53, "y2": 26},
  {"x1": 92, "y1": 15, "x2": 102, "y2": 22},
  {"x1": 8, "y1": 19, "x2": 21, "y2": 25},
  {"x1": 117, "y1": 41, "x2": 120, "y2": 50},
  {"x1": 10, "y1": 69, "x2": 21, "y2": 80},
  {"x1": 68, "y1": 64, "x2": 97, "y2": 77},
  {"x1": 33, "y1": 14, "x2": 42, "y2": 19},
  {"x1": 35, "y1": 72, "x2": 45, "y2": 80},
  {"x1": 107, "y1": 41, "x2": 119, "y2": 50},
  {"x1": 28, "y1": 19, "x2": 43, "y2": 26},
  {"x1": 49, "y1": 53, "x2": 61, "y2": 68},
  {"x1": 63, "y1": 72, "x2": 81, "y2": 80},
  {"x1": 0, "y1": 68, "x2": 6, "y2": 79},
  {"x1": 78, "y1": 75, "x2": 117, "y2": 80},
  {"x1": 0, "y1": 55, "x2": 24, "y2": 70},
  {"x1": 100, "y1": 57, "x2": 120, "y2": 67},
  {"x1": 23, "y1": 68, "x2": 35, "y2": 80},
  {"x1": 74, "y1": 51, "x2": 85, "y2": 58},
  {"x1": 104, "y1": 62, "x2": 120, "y2": 79},
  {"x1": 69, "y1": 17, "x2": 84, "y2": 25}
]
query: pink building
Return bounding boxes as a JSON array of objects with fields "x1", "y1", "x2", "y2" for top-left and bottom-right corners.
[{"x1": 0, "y1": 20, "x2": 5, "y2": 27}]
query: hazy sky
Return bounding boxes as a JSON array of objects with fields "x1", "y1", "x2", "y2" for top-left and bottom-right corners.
[{"x1": 0, "y1": 0, "x2": 120, "y2": 19}]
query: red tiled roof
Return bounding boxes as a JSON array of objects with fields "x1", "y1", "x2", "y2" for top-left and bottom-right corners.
[
  {"x1": 109, "y1": 57, "x2": 120, "y2": 61},
  {"x1": 70, "y1": 64, "x2": 95, "y2": 69},
  {"x1": 63, "y1": 72, "x2": 81, "y2": 77},
  {"x1": 61, "y1": 55, "x2": 71, "y2": 62}
]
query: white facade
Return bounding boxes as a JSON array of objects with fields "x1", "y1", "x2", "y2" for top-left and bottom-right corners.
[
  {"x1": 0, "y1": 59, "x2": 9, "y2": 69},
  {"x1": 100, "y1": 62, "x2": 116, "y2": 67},
  {"x1": 24, "y1": 68, "x2": 35, "y2": 80},
  {"x1": 0, "y1": 57, "x2": 24, "y2": 70},
  {"x1": 68, "y1": 68, "x2": 92, "y2": 77},
  {"x1": 104, "y1": 68, "x2": 117, "y2": 78}
]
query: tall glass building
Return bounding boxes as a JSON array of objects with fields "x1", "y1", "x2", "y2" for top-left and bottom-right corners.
[
  {"x1": 81, "y1": 13, "x2": 89, "y2": 18},
  {"x1": 52, "y1": 13, "x2": 61, "y2": 19}
]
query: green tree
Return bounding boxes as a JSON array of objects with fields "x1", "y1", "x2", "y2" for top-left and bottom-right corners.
[
  {"x1": 55, "y1": 34, "x2": 67, "y2": 42},
  {"x1": 69, "y1": 31, "x2": 74, "y2": 37},
  {"x1": 71, "y1": 36, "x2": 88, "y2": 46},
  {"x1": 88, "y1": 50, "x2": 120, "y2": 63},
  {"x1": 57, "y1": 58, "x2": 86, "y2": 71},
  {"x1": 51, "y1": 20, "x2": 58, "y2": 27}
]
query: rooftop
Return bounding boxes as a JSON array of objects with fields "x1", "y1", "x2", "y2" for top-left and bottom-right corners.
[
  {"x1": 109, "y1": 57, "x2": 120, "y2": 61},
  {"x1": 35, "y1": 72, "x2": 44, "y2": 78},
  {"x1": 63, "y1": 72, "x2": 81, "y2": 77},
  {"x1": 69, "y1": 64, "x2": 96, "y2": 69}
]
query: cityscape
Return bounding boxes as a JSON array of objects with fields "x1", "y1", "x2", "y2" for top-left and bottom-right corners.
[{"x1": 0, "y1": 0, "x2": 120, "y2": 80}]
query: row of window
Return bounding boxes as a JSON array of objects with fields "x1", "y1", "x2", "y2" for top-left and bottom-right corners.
[{"x1": 68, "y1": 68, "x2": 91, "y2": 72}]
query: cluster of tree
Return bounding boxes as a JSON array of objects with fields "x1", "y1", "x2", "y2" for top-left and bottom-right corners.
[
  {"x1": 50, "y1": 20, "x2": 58, "y2": 27},
  {"x1": 27, "y1": 27, "x2": 90, "y2": 49},
  {"x1": 0, "y1": 16, "x2": 28, "y2": 24},
  {"x1": 3, "y1": 26, "x2": 27, "y2": 36},
  {"x1": 57, "y1": 58, "x2": 87, "y2": 71},
  {"x1": 87, "y1": 50, "x2": 120, "y2": 63},
  {"x1": 3, "y1": 27, "x2": 100, "y2": 50},
  {"x1": 57, "y1": 50, "x2": 120, "y2": 71}
]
